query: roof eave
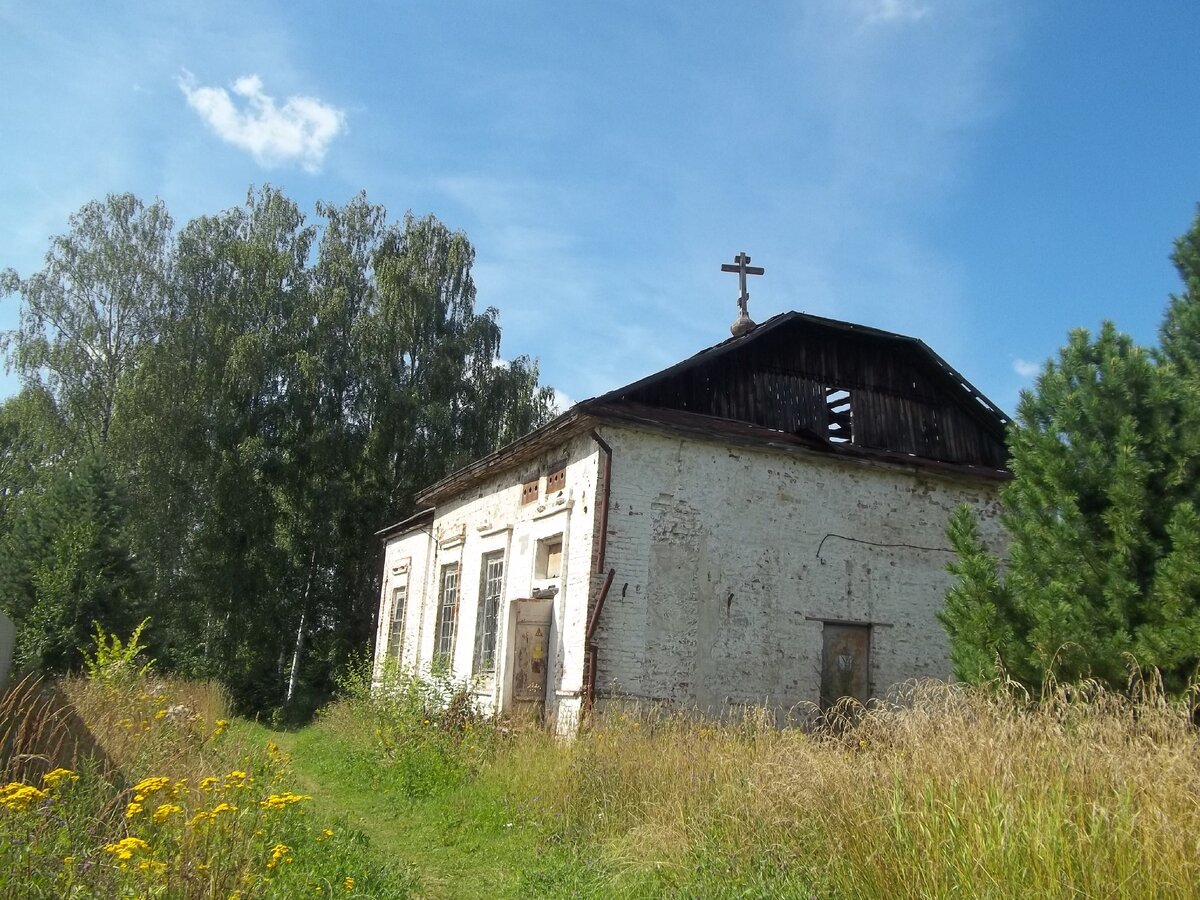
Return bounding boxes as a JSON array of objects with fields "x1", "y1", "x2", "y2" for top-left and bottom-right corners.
[
  {"x1": 415, "y1": 410, "x2": 594, "y2": 507},
  {"x1": 375, "y1": 507, "x2": 435, "y2": 541}
]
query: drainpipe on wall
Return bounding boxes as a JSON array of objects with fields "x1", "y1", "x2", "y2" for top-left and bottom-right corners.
[{"x1": 584, "y1": 430, "x2": 616, "y2": 711}]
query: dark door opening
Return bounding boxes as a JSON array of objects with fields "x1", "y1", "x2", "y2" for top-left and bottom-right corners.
[{"x1": 820, "y1": 623, "x2": 871, "y2": 709}]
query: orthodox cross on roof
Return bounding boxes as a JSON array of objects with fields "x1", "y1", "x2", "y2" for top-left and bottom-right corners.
[{"x1": 721, "y1": 251, "x2": 765, "y2": 337}]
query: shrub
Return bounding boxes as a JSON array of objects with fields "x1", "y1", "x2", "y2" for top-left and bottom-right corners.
[{"x1": 318, "y1": 655, "x2": 496, "y2": 800}]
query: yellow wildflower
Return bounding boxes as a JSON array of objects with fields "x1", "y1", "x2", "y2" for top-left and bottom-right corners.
[
  {"x1": 1, "y1": 782, "x2": 48, "y2": 812},
  {"x1": 42, "y1": 768, "x2": 78, "y2": 789},
  {"x1": 214, "y1": 719, "x2": 229, "y2": 737},
  {"x1": 212, "y1": 802, "x2": 238, "y2": 815},
  {"x1": 344, "y1": 876, "x2": 356, "y2": 891},
  {"x1": 259, "y1": 791, "x2": 312, "y2": 810},
  {"x1": 152, "y1": 802, "x2": 183, "y2": 823},
  {"x1": 138, "y1": 858, "x2": 167, "y2": 874},
  {"x1": 132, "y1": 776, "x2": 171, "y2": 796},
  {"x1": 187, "y1": 811, "x2": 214, "y2": 827},
  {"x1": 154, "y1": 708, "x2": 168, "y2": 720},
  {"x1": 199, "y1": 776, "x2": 219, "y2": 792},
  {"x1": 125, "y1": 801, "x2": 144, "y2": 818},
  {"x1": 104, "y1": 836, "x2": 151, "y2": 861},
  {"x1": 266, "y1": 843, "x2": 292, "y2": 870}
]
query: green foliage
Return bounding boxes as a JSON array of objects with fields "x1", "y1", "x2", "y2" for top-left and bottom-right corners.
[
  {"x1": 1, "y1": 189, "x2": 555, "y2": 715},
  {"x1": 81, "y1": 617, "x2": 154, "y2": 689},
  {"x1": 0, "y1": 453, "x2": 144, "y2": 673},
  {"x1": 942, "y1": 208, "x2": 1200, "y2": 692},
  {"x1": 0, "y1": 193, "x2": 176, "y2": 451},
  {"x1": 326, "y1": 656, "x2": 493, "y2": 799}
]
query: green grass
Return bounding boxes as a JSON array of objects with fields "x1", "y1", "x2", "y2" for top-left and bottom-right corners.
[
  {"x1": 8, "y1": 644, "x2": 1200, "y2": 898},
  {"x1": 269, "y1": 720, "x2": 611, "y2": 899}
]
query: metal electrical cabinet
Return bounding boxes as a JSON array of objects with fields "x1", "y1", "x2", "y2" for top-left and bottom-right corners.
[{"x1": 508, "y1": 598, "x2": 553, "y2": 720}]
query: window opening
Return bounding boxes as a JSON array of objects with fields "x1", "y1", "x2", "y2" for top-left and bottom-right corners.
[
  {"x1": 387, "y1": 583, "x2": 407, "y2": 662},
  {"x1": 535, "y1": 536, "x2": 563, "y2": 580},
  {"x1": 826, "y1": 387, "x2": 853, "y2": 443},
  {"x1": 434, "y1": 564, "x2": 460, "y2": 663},
  {"x1": 473, "y1": 552, "x2": 505, "y2": 673}
]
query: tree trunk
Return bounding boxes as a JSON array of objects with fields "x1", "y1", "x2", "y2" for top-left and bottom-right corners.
[{"x1": 286, "y1": 548, "x2": 317, "y2": 704}]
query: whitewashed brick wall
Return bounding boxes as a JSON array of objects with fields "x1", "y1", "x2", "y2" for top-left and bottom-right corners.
[
  {"x1": 590, "y1": 424, "x2": 1006, "y2": 715},
  {"x1": 374, "y1": 430, "x2": 602, "y2": 730}
]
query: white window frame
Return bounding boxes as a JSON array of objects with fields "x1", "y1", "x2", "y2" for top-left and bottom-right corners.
[
  {"x1": 387, "y1": 582, "x2": 408, "y2": 662},
  {"x1": 433, "y1": 564, "x2": 460, "y2": 664},
  {"x1": 473, "y1": 551, "x2": 505, "y2": 674}
]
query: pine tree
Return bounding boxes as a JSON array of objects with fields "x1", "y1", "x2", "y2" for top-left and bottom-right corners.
[{"x1": 942, "y1": 210, "x2": 1200, "y2": 693}]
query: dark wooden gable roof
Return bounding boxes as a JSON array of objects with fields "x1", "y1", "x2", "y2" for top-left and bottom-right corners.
[
  {"x1": 587, "y1": 311, "x2": 1010, "y2": 470},
  {"x1": 417, "y1": 311, "x2": 1010, "y2": 505}
]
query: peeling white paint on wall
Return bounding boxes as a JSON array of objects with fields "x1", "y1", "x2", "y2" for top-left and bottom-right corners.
[
  {"x1": 374, "y1": 431, "x2": 602, "y2": 734},
  {"x1": 372, "y1": 420, "x2": 1004, "y2": 732},
  {"x1": 593, "y1": 425, "x2": 1004, "y2": 715}
]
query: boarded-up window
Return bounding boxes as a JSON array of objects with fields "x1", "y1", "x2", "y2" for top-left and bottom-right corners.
[
  {"x1": 521, "y1": 479, "x2": 539, "y2": 505},
  {"x1": 536, "y1": 536, "x2": 563, "y2": 579},
  {"x1": 546, "y1": 462, "x2": 566, "y2": 495},
  {"x1": 473, "y1": 552, "x2": 505, "y2": 674},
  {"x1": 387, "y1": 583, "x2": 407, "y2": 662},
  {"x1": 434, "y1": 564, "x2": 459, "y2": 663}
]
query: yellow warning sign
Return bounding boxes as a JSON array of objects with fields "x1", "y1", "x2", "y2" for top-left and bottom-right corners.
[{"x1": 532, "y1": 643, "x2": 545, "y2": 660}]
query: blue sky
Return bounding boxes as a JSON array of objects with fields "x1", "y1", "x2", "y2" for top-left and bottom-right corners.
[{"x1": 3, "y1": 1, "x2": 1200, "y2": 415}]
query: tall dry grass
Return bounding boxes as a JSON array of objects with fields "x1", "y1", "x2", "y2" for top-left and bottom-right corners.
[{"x1": 489, "y1": 677, "x2": 1200, "y2": 897}]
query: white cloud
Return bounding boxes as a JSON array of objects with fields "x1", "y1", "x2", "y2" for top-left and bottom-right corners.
[
  {"x1": 178, "y1": 71, "x2": 344, "y2": 172},
  {"x1": 551, "y1": 388, "x2": 576, "y2": 412},
  {"x1": 1012, "y1": 357, "x2": 1041, "y2": 378}
]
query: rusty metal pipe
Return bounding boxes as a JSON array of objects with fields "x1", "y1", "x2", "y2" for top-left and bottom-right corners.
[
  {"x1": 590, "y1": 430, "x2": 612, "y2": 571},
  {"x1": 584, "y1": 568, "x2": 615, "y2": 711},
  {"x1": 585, "y1": 568, "x2": 616, "y2": 648},
  {"x1": 584, "y1": 430, "x2": 615, "y2": 711}
]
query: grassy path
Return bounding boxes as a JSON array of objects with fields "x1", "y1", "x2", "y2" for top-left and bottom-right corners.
[{"x1": 264, "y1": 726, "x2": 593, "y2": 900}]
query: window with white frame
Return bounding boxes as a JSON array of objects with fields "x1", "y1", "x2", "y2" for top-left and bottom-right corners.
[
  {"x1": 434, "y1": 564, "x2": 460, "y2": 664},
  {"x1": 387, "y1": 582, "x2": 407, "y2": 661},
  {"x1": 473, "y1": 552, "x2": 505, "y2": 674}
]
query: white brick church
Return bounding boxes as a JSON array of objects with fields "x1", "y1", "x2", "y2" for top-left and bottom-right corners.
[{"x1": 372, "y1": 279, "x2": 1009, "y2": 733}]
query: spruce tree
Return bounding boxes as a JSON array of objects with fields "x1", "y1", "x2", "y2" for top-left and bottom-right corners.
[{"x1": 942, "y1": 210, "x2": 1200, "y2": 693}]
